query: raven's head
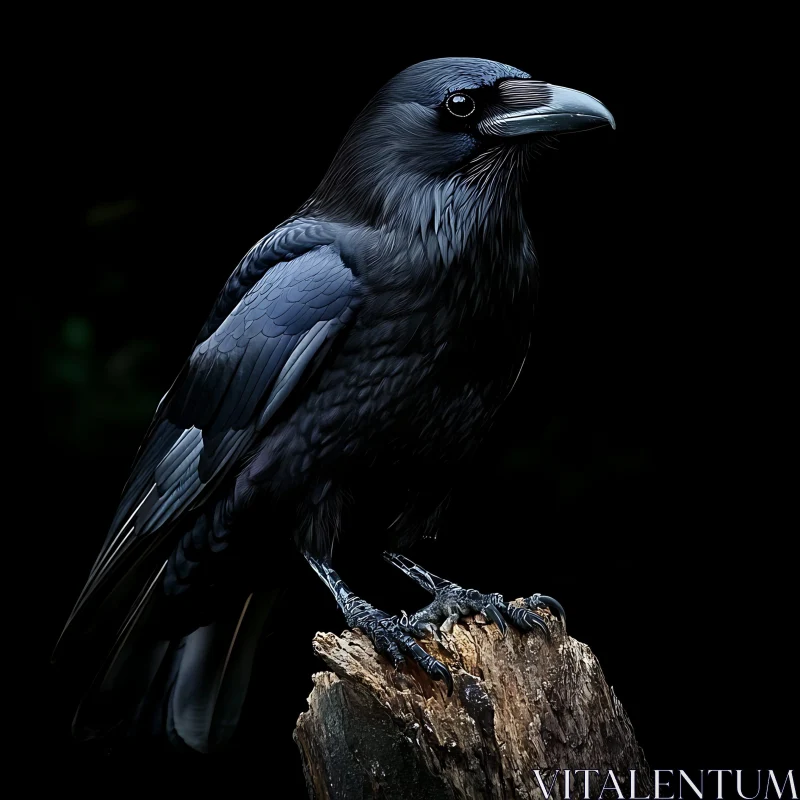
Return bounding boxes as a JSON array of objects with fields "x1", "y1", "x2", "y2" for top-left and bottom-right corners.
[{"x1": 309, "y1": 57, "x2": 614, "y2": 226}]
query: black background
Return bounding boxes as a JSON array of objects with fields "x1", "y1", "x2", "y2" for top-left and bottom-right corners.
[{"x1": 23, "y1": 19, "x2": 795, "y2": 795}]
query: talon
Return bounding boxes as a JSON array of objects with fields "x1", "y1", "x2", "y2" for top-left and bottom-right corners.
[
  {"x1": 483, "y1": 603, "x2": 508, "y2": 637},
  {"x1": 403, "y1": 641, "x2": 453, "y2": 696},
  {"x1": 504, "y1": 603, "x2": 551, "y2": 639},
  {"x1": 430, "y1": 661, "x2": 454, "y2": 696},
  {"x1": 528, "y1": 593, "x2": 567, "y2": 630},
  {"x1": 524, "y1": 609, "x2": 551, "y2": 640}
]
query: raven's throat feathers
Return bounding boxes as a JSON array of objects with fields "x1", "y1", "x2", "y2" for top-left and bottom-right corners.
[{"x1": 386, "y1": 145, "x2": 537, "y2": 294}]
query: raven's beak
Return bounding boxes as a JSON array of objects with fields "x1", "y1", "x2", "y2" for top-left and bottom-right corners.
[{"x1": 480, "y1": 80, "x2": 615, "y2": 138}]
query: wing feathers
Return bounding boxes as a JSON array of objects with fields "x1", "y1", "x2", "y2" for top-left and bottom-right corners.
[{"x1": 56, "y1": 240, "x2": 359, "y2": 656}]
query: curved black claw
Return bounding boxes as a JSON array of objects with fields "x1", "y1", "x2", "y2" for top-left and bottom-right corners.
[
  {"x1": 526, "y1": 593, "x2": 567, "y2": 631},
  {"x1": 384, "y1": 552, "x2": 562, "y2": 642},
  {"x1": 500, "y1": 601, "x2": 551, "y2": 639},
  {"x1": 403, "y1": 637, "x2": 454, "y2": 696},
  {"x1": 481, "y1": 600, "x2": 508, "y2": 637}
]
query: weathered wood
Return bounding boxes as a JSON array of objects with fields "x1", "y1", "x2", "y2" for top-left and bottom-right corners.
[{"x1": 294, "y1": 606, "x2": 652, "y2": 799}]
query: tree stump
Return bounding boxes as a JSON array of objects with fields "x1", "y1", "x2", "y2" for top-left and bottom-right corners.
[{"x1": 294, "y1": 606, "x2": 651, "y2": 800}]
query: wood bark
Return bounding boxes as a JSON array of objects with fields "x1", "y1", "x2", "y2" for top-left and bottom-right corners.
[{"x1": 294, "y1": 606, "x2": 652, "y2": 800}]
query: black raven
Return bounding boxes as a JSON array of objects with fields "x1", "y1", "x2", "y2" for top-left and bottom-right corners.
[{"x1": 54, "y1": 57, "x2": 614, "y2": 752}]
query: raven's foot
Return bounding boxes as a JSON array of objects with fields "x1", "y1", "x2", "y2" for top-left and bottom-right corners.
[
  {"x1": 383, "y1": 552, "x2": 565, "y2": 641},
  {"x1": 304, "y1": 553, "x2": 453, "y2": 695}
]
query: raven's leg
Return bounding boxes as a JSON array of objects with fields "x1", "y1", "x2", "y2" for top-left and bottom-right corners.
[
  {"x1": 304, "y1": 552, "x2": 454, "y2": 695},
  {"x1": 383, "y1": 552, "x2": 565, "y2": 639}
]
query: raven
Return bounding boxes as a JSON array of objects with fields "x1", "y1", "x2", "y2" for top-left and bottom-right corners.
[{"x1": 54, "y1": 57, "x2": 614, "y2": 752}]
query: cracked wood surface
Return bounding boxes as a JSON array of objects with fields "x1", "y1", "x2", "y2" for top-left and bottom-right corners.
[{"x1": 294, "y1": 607, "x2": 651, "y2": 799}]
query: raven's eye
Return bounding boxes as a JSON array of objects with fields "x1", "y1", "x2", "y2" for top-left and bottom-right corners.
[{"x1": 445, "y1": 93, "x2": 476, "y2": 118}]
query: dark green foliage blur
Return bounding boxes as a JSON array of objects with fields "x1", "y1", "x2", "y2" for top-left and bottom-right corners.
[{"x1": 40, "y1": 200, "x2": 161, "y2": 458}]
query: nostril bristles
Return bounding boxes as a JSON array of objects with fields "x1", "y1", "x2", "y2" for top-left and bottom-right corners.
[{"x1": 497, "y1": 79, "x2": 553, "y2": 108}]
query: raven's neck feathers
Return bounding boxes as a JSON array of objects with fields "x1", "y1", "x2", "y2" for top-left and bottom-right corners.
[{"x1": 305, "y1": 143, "x2": 535, "y2": 296}]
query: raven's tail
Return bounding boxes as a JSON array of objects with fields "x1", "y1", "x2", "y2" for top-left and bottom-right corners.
[{"x1": 72, "y1": 570, "x2": 279, "y2": 753}]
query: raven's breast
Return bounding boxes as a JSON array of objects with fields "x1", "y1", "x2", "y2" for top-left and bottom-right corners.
[
  {"x1": 312, "y1": 287, "x2": 529, "y2": 461},
  {"x1": 248, "y1": 267, "x2": 533, "y2": 494}
]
